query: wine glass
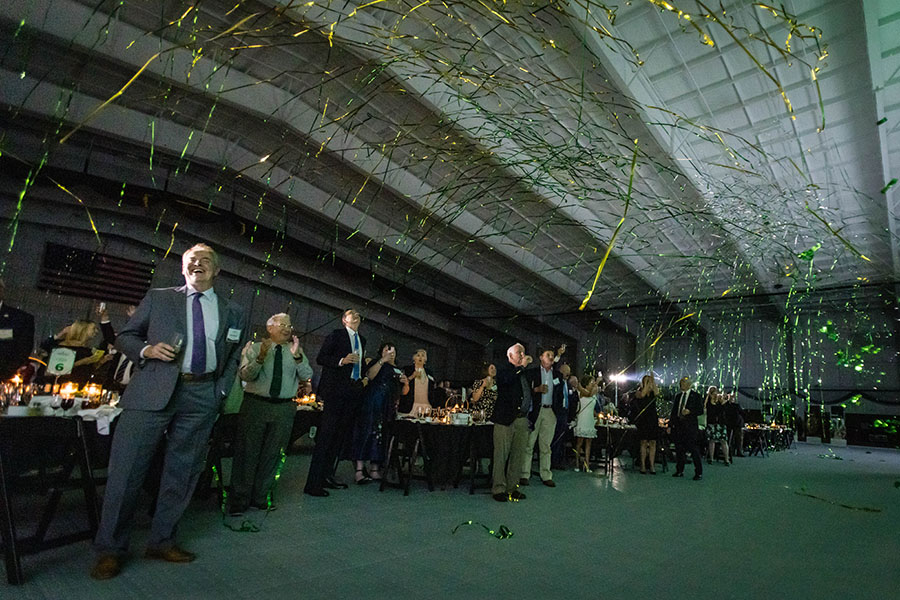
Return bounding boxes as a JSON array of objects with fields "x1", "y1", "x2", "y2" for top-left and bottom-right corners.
[{"x1": 170, "y1": 332, "x2": 185, "y2": 354}]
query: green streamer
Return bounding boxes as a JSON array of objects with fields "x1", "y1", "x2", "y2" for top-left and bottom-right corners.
[
  {"x1": 794, "y1": 488, "x2": 881, "y2": 513},
  {"x1": 451, "y1": 521, "x2": 513, "y2": 540}
]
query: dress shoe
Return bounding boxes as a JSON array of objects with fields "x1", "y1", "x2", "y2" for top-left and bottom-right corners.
[
  {"x1": 492, "y1": 493, "x2": 508, "y2": 502},
  {"x1": 649, "y1": 470, "x2": 657, "y2": 475},
  {"x1": 510, "y1": 490, "x2": 526, "y2": 500},
  {"x1": 145, "y1": 546, "x2": 196, "y2": 563},
  {"x1": 90, "y1": 554, "x2": 123, "y2": 580},
  {"x1": 304, "y1": 487, "x2": 329, "y2": 497},
  {"x1": 672, "y1": 472, "x2": 684, "y2": 478},
  {"x1": 518, "y1": 477, "x2": 530, "y2": 486},
  {"x1": 693, "y1": 474, "x2": 703, "y2": 481},
  {"x1": 542, "y1": 479, "x2": 556, "y2": 488},
  {"x1": 324, "y1": 477, "x2": 348, "y2": 489}
]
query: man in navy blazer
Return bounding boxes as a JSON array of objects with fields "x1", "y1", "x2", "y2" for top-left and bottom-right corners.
[
  {"x1": 492, "y1": 343, "x2": 537, "y2": 502},
  {"x1": 550, "y1": 362, "x2": 577, "y2": 469},
  {"x1": 0, "y1": 277, "x2": 35, "y2": 380},
  {"x1": 668, "y1": 376, "x2": 705, "y2": 480},
  {"x1": 91, "y1": 244, "x2": 246, "y2": 580},
  {"x1": 521, "y1": 348, "x2": 567, "y2": 487},
  {"x1": 304, "y1": 308, "x2": 366, "y2": 496}
]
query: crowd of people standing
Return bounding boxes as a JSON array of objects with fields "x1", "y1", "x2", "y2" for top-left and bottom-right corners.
[{"x1": 0, "y1": 242, "x2": 748, "y2": 581}]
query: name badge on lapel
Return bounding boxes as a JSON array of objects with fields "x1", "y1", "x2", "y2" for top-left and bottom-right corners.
[
  {"x1": 226, "y1": 328, "x2": 242, "y2": 343},
  {"x1": 0, "y1": 328, "x2": 13, "y2": 340},
  {"x1": 553, "y1": 378, "x2": 561, "y2": 385}
]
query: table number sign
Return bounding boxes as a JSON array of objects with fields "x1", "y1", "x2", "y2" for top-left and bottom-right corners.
[{"x1": 46, "y1": 347, "x2": 76, "y2": 376}]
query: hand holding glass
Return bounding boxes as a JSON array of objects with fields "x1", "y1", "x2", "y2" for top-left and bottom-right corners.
[{"x1": 170, "y1": 332, "x2": 185, "y2": 354}]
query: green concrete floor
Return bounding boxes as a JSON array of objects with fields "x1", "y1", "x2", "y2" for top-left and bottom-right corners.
[{"x1": 8, "y1": 442, "x2": 900, "y2": 599}]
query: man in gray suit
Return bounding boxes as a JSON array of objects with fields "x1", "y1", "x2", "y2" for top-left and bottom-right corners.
[{"x1": 91, "y1": 243, "x2": 246, "y2": 580}]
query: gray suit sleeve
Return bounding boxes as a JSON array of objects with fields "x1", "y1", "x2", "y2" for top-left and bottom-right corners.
[{"x1": 114, "y1": 292, "x2": 154, "y2": 364}]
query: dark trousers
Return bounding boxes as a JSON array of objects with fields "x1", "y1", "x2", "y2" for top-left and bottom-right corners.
[
  {"x1": 305, "y1": 389, "x2": 360, "y2": 491},
  {"x1": 674, "y1": 428, "x2": 703, "y2": 475},
  {"x1": 727, "y1": 425, "x2": 744, "y2": 455},
  {"x1": 230, "y1": 394, "x2": 295, "y2": 510}
]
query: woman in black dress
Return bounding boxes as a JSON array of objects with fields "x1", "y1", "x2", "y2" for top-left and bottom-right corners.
[
  {"x1": 632, "y1": 374, "x2": 659, "y2": 474},
  {"x1": 706, "y1": 387, "x2": 730, "y2": 465},
  {"x1": 469, "y1": 362, "x2": 497, "y2": 420},
  {"x1": 351, "y1": 341, "x2": 409, "y2": 483}
]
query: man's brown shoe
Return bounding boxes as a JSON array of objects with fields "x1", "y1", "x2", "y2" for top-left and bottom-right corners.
[
  {"x1": 144, "y1": 546, "x2": 196, "y2": 563},
  {"x1": 90, "y1": 554, "x2": 123, "y2": 580}
]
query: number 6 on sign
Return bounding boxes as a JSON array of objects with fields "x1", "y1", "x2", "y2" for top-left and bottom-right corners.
[{"x1": 47, "y1": 347, "x2": 77, "y2": 376}]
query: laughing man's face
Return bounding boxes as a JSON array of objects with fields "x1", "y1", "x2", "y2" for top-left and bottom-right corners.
[{"x1": 183, "y1": 249, "x2": 220, "y2": 290}]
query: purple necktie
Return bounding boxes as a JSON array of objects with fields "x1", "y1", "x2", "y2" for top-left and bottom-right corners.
[{"x1": 191, "y1": 292, "x2": 207, "y2": 374}]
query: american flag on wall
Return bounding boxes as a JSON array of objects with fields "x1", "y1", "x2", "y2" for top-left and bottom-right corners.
[{"x1": 38, "y1": 243, "x2": 153, "y2": 305}]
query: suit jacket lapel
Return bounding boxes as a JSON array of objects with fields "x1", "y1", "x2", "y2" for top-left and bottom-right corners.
[
  {"x1": 173, "y1": 286, "x2": 188, "y2": 337},
  {"x1": 215, "y1": 294, "x2": 229, "y2": 343}
]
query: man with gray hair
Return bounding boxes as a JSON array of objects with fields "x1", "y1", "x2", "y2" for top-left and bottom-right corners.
[
  {"x1": 92, "y1": 243, "x2": 246, "y2": 579},
  {"x1": 491, "y1": 343, "x2": 536, "y2": 502},
  {"x1": 228, "y1": 313, "x2": 313, "y2": 516}
]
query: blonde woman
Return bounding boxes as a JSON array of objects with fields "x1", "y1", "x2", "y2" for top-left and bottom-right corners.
[
  {"x1": 706, "y1": 387, "x2": 730, "y2": 465},
  {"x1": 40, "y1": 317, "x2": 112, "y2": 386},
  {"x1": 633, "y1": 374, "x2": 660, "y2": 474},
  {"x1": 573, "y1": 374, "x2": 598, "y2": 472}
]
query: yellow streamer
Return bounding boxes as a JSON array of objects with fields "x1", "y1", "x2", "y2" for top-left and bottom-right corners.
[
  {"x1": 61, "y1": 13, "x2": 261, "y2": 144},
  {"x1": 163, "y1": 222, "x2": 179, "y2": 260},
  {"x1": 50, "y1": 179, "x2": 101, "y2": 245},
  {"x1": 579, "y1": 140, "x2": 638, "y2": 310},
  {"x1": 649, "y1": 313, "x2": 696, "y2": 348}
]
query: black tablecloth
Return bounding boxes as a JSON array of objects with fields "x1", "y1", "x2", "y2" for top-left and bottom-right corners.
[{"x1": 386, "y1": 420, "x2": 494, "y2": 491}]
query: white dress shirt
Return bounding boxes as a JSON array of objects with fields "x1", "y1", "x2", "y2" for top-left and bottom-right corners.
[
  {"x1": 540, "y1": 366, "x2": 554, "y2": 407},
  {"x1": 340, "y1": 326, "x2": 363, "y2": 367},
  {"x1": 182, "y1": 285, "x2": 219, "y2": 374}
]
